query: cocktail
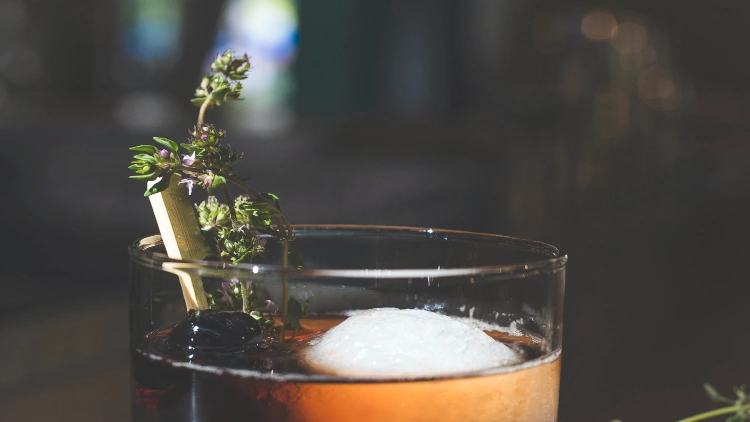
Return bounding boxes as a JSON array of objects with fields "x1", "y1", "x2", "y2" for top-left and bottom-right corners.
[
  {"x1": 126, "y1": 51, "x2": 566, "y2": 422},
  {"x1": 129, "y1": 225, "x2": 566, "y2": 421}
]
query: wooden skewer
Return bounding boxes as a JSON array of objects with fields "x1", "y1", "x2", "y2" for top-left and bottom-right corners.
[{"x1": 148, "y1": 174, "x2": 212, "y2": 311}]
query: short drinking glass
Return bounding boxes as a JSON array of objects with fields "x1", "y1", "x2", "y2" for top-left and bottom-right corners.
[{"x1": 129, "y1": 225, "x2": 566, "y2": 422}]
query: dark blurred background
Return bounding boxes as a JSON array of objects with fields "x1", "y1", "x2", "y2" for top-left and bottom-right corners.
[{"x1": 1, "y1": 0, "x2": 749, "y2": 420}]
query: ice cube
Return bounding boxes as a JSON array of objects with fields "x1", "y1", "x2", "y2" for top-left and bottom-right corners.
[{"x1": 303, "y1": 308, "x2": 519, "y2": 379}]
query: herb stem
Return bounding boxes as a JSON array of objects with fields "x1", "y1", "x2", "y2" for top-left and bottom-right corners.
[
  {"x1": 240, "y1": 281, "x2": 249, "y2": 314},
  {"x1": 188, "y1": 169, "x2": 291, "y2": 239},
  {"x1": 225, "y1": 175, "x2": 264, "y2": 199},
  {"x1": 280, "y1": 241, "x2": 289, "y2": 342},
  {"x1": 221, "y1": 184, "x2": 238, "y2": 225},
  {"x1": 226, "y1": 175, "x2": 293, "y2": 239},
  {"x1": 677, "y1": 404, "x2": 750, "y2": 422},
  {"x1": 197, "y1": 96, "x2": 211, "y2": 125}
]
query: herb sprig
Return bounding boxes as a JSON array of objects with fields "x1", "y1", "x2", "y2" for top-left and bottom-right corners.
[
  {"x1": 128, "y1": 50, "x2": 305, "y2": 334},
  {"x1": 611, "y1": 383, "x2": 750, "y2": 422},
  {"x1": 128, "y1": 50, "x2": 296, "y2": 263}
]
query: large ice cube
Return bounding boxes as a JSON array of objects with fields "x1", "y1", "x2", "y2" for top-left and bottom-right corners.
[{"x1": 303, "y1": 308, "x2": 519, "y2": 379}]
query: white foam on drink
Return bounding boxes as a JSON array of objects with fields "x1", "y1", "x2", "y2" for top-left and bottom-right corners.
[{"x1": 302, "y1": 308, "x2": 520, "y2": 379}]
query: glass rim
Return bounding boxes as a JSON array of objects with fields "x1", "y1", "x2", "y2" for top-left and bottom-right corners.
[{"x1": 129, "y1": 224, "x2": 567, "y2": 279}]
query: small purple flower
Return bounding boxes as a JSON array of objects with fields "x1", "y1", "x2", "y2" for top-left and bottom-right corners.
[
  {"x1": 200, "y1": 172, "x2": 214, "y2": 188},
  {"x1": 182, "y1": 151, "x2": 196, "y2": 166},
  {"x1": 159, "y1": 149, "x2": 170, "y2": 158},
  {"x1": 178, "y1": 178, "x2": 194, "y2": 195},
  {"x1": 264, "y1": 300, "x2": 276, "y2": 311},
  {"x1": 223, "y1": 279, "x2": 241, "y2": 295},
  {"x1": 161, "y1": 163, "x2": 169, "y2": 169},
  {"x1": 200, "y1": 134, "x2": 207, "y2": 140},
  {"x1": 216, "y1": 286, "x2": 234, "y2": 307}
]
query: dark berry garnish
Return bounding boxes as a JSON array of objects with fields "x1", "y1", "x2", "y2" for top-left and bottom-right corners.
[{"x1": 167, "y1": 309, "x2": 265, "y2": 360}]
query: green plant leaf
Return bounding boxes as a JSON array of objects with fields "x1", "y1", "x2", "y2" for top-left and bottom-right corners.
[
  {"x1": 231, "y1": 252, "x2": 252, "y2": 264},
  {"x1": 133, "y1": 153, "x2": 157, "y2": 163},
  {"x1": 211, "y1": 86, "x2": 231, "y2": 100},
  {"x1": 734, "y1": 385, "x2": 747, "y2": 400},
  {"x1": 129, "y1": 172, "x2": 156, "y2": 181},
  {"x1": 287, "y1": 297, "x2": 309, "y2": 333},
  {"x1": 135, "y1": 165, "x2": 152, "y2": 174},
  {"x1": 704, "y1": 383, "x2": 735, "y2": 404},
  {"x1": 261, "y1": 192, "x2": 281, "y2": 211},
  {"x1": 212, "y1": 175, "x2": 227, "y2": 188},
  {"x1": 153, "y1": 137, "x2": 178, "y2": 152},
  {"x1": 129, "y1": 145, "x2": 159, "y2": 153},
  {"x1": 144, "y1": 174, "x2": 172, "y2": 196},
  {"x1": 251, "y1": 217, "x2": 273, "y2": 230},
  {"x1": 191, "y1": 97, "x2": 206, "y2": 107},
  {"x1": 238, "y1": 201, "x2": 282, "y2": 218},
  {"x1": 287, "y1": 242, "x2": 305, "y2": 269}
]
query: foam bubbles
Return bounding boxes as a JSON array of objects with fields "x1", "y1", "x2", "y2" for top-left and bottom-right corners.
[{"x1": 303, "y1": 308, "x2": 520, "y2": 379}]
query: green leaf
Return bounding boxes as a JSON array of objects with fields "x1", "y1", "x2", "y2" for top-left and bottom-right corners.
[
  {"x1": 129, "y1": 172, "x2": 156, "y2": 180},
  {"x1": 287, "y1": 242, "x2": 305, "y2": 269},
  {"x1": 128, "y1": 164, "x2": 142, "y2": 171},
  {"x1": 129, "y1": 145, "x2": 159, "y2": 154},
  {"x1": 144, "y1": 174, "x2": 173, "y2": 197},
  {"x1": 153, "y1": 137, "x2": 178, "y2": 152},
  {"x1": 241, "y1": 202, "x2": 281, "y2": 214},
  {"x1": 251, "y1": 217, "x2": 273, "y2": 230},
  {"x1": 211, "y1": 86, "x2": 231, "y2": 100},
  {"x1": 286, "y1": 297, "x2": 309, "y2": 333},
  {"x1": 704, "y1": 384, "x2": 735, "y2": 404},
  {"x1": 231, "y1": 252, "x2": 252, "y2": 264},
  {"x1": 191, "y1": 97, "x2": 207, "y2": 107},
  {"x1": 135, "y1": 165, "x2": 152, "y2": 174},
  {"x1": 133, "y1": 153, "x2": 157, "y2": 163},
  {"x1": 261, "y1": 192, "x2": 281, "y2": 211},
  {"x1": 212, "y1": 175, "x2": 227, "y2": 188}
]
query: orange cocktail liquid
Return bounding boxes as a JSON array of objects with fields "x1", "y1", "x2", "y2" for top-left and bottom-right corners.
[
  {"x1": 132, "y1": 317, "x2": 561, "y2": 422},
  {"x1": 273, "y1": 353, "x2": 561, "y2": 422}
]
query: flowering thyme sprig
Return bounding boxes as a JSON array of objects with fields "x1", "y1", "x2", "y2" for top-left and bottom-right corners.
[
  {"x1": 128, "y1": 50, "x2": 305, "y2": 335},
  {"x1": 193, "y1": 50, "x2": 250, "y2": 124},
  {"x1": 127, "y1": 50, "x2": 297, "y2": 262},
  {"x1": 677, "y1": 384, "x2": 750, "y2": 422},
  {"x1": 611, "y1": 383, "x2": 750, "y2": 422}
]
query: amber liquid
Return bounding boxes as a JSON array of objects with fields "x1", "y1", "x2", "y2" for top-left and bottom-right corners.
[{"x1": 131, "y1": 317, "x2": 561, "y2": 422}]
